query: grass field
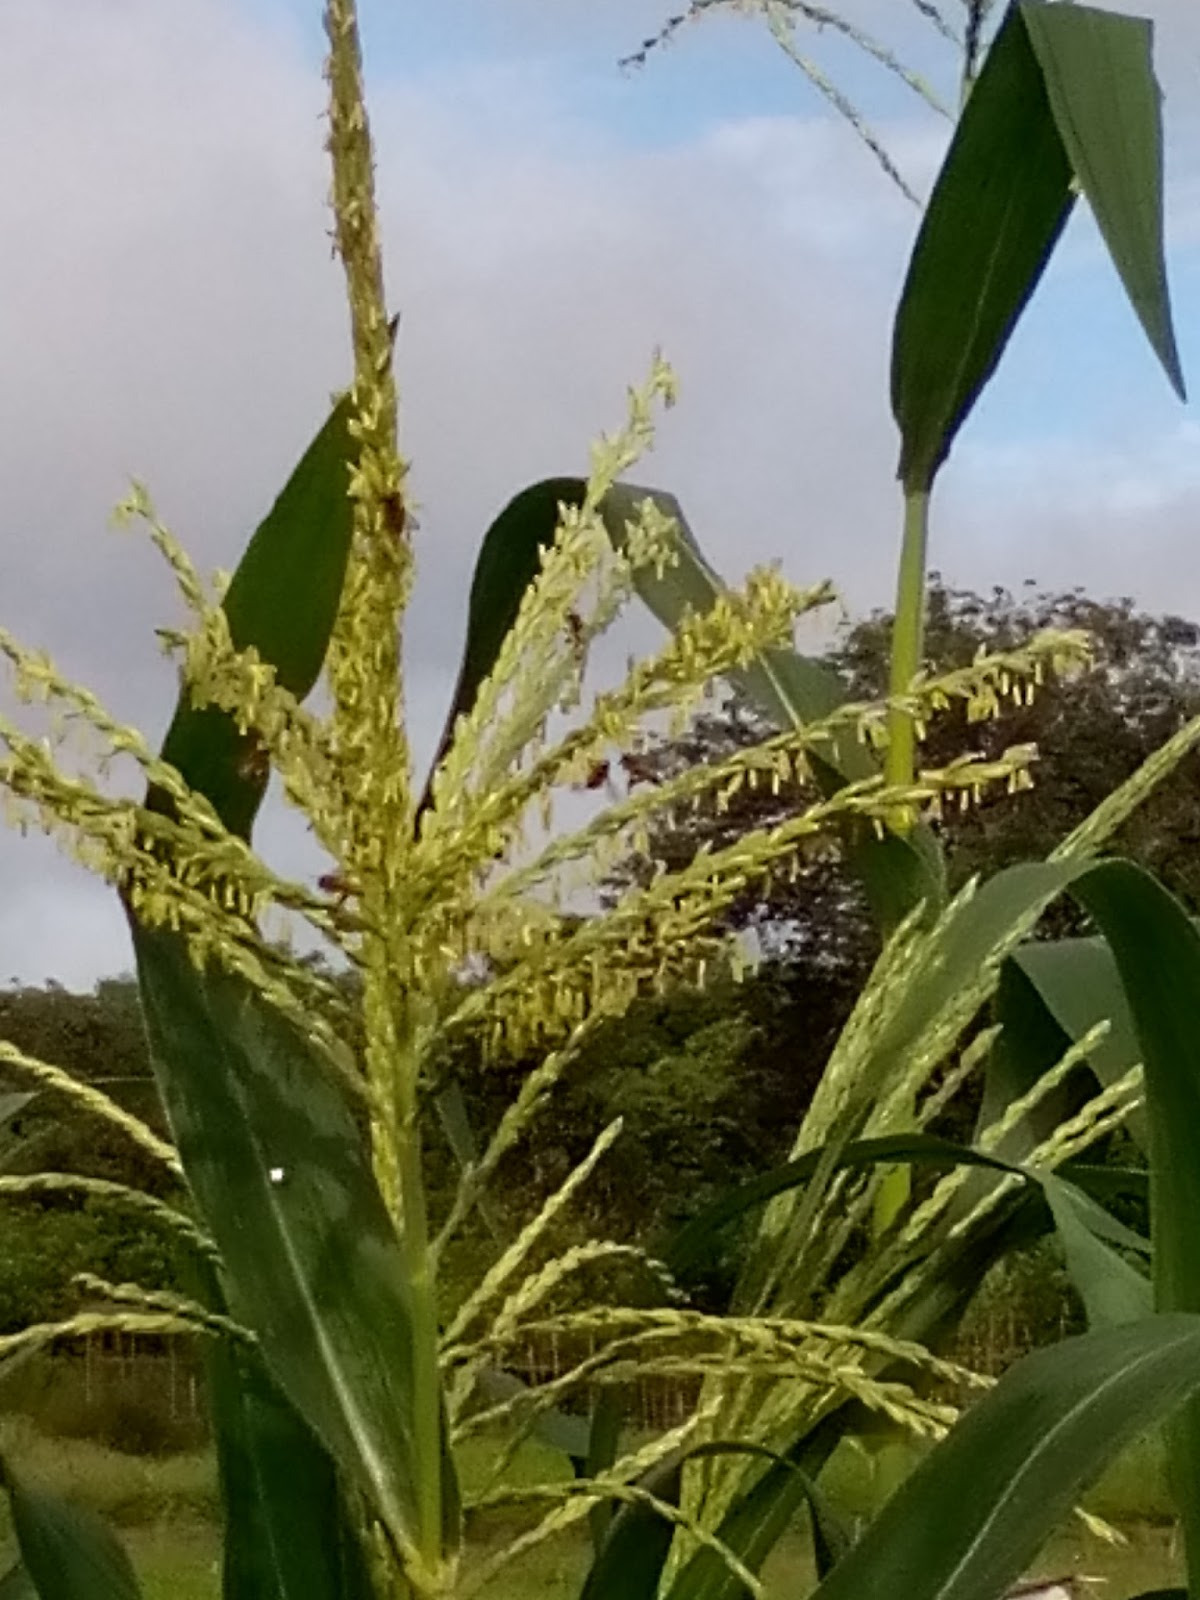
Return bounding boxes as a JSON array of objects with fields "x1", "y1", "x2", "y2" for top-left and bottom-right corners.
[{"x1": 0, "y1": 1415, "x2": 1186, "y2": 1597}]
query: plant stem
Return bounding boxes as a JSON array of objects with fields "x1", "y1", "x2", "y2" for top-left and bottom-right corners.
[
  {"x1": 394, "y1": 998, "x2": 444, "y2": 1581},
  {"x1": 885, "y1": 488, "x2": 932, "y2": 811}
]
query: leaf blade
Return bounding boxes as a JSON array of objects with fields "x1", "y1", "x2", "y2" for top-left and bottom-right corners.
[
  {"x1": 131, "y1": 923, "x2": 433, "y2": 1555},
  {"x1": 810, "y1": 1316, "x2": 1200, "y2": 1600},
  {"x1": 152, "y1": 392, "x2": 360, "y2": 838},
  {"x1": 892, "y1": 4, "x2": 1075, "y2": 491},
  {"x1": 1022, "y1": 0, "x2": 1185, "y2": 399},
  {"x1": 3, "y1": 1464, "x2": 143, "y2": 1600}
]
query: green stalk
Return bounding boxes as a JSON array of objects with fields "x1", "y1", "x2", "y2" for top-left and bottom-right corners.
[
  {"x1": 876, "y1": 487, "x2": 931, "y2": 1229},
  {"x1": 885, "y1": 488, "x2": 932, "y2": 808},
  {"x1": 394, "y1": 1000, "x2": 443, "y2": 1583}
]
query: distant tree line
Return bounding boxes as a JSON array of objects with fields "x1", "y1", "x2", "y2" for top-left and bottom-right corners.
[{"x1": 2, "y1": 581, "x2": 1196, "y2": 1329}]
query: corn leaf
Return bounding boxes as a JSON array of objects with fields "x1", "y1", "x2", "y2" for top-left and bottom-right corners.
[
  {"x1": 1012, "y1": 935, "x2": 1146, "y2": 1148},
  {"x1": 424, "y1": 477, "x2": 586, "y2": 800},
  {"x1": 131, "y1": 922, "x2": 432, "y2": 1556},
  {"x1": 577, "y1": 1457, "x2": 682, "y2": 1600},
  {"x1": 600, "y1": 481, "x2": 944, "y2": 930},
  {"x1": 131, "y1": 348, "x2": 426, "y2": 1584},
  {"x1": 1, "y1": 1463, "x2": 143, "y2": 1600},
  {"x1": 203, "y1": 1322, "x2": 379, "y2": 1600},
  {"x1": 151, "y1": 392, "x2": 359, "y2": 839},
  {"x1": 1041, "y1": 1173, "x2": 1150, "y2": 1329},
  {"x1": 892, "y1": 4, "x2": 1075, "y2": 492},
  {"x1": 1069, "y1": 862, "x2": 1200, "y2": 1586},
  {"x1": 810, "y1": 1316, "x2": 1200, "y2": 1600},
  {"x1": 0, "y1": 1567, "x2": 34, "y2": 1600},
  {"x1": 1022, "y1": 1, "x2": 1184, "y2": 400},
  {"x1": 663, "y1": 1425, "x2": 846, "y2": 1600},
  {"x1": 584, "y1": 1443, "x2": 841, "y2": 1600},
  {"x1": 666, "y1": 1132, "x2": 1016, "y2": 1278}
]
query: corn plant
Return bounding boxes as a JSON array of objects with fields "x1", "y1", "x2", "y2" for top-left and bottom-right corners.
[{"x1": 2, "y1": 4, "x2": 1200, "y2": 1600}]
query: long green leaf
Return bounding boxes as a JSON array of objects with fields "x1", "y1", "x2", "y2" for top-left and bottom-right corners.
[
  {"x1": 131, "y1": 922, "x2": 440, "y2": 1556},
  {"x1": 666, "y1": 1132, "x2": 1017, "y2": 1278},
  {"x1": 664, "y1": 1422, "x2": 847, "y2": 1600},
  {"x1": 205, "y1": 1328, "x2": 379, "y2": 1600},
  {"x1": 1022, "y1": 1, "x2": 1184, "y2": 399},
  {"x1": 892, "y1": 4, "x2": 1075, "y2": 492},
  {"x1": 810, "y1": 1315, "x2": 1200, "y2": 1600},
  {"x1": 1013, "y1": 935, "x2": 1146, "y2": 1147},
  {"x1": 1041, "y1": 1173, "x2": 1150, "y2": 1329},
  {"x1": 1068, "y1": 862, "x2": 1200, "y2": 1588},
  {"x1": 2, "y1": 1463, "x2": 143, "y2": 1600},
  {"x1": 151, "y1": 391, "x2": 362, "y2": 839},
  {"x1": 424, "y1": 477, "x2": 587, "y2": 798},
  {"x1": 582, "y1": 1442, "x2": 840, "y2": 1600},
  {"x1": 600, "y1": 481, "x2": 944, "y2": 931},
  {"x1": 577, "y1": 1457, "x2": 682, "y2": 1600},
  {"x1": 853, "y1": 861, "x2": 1086, "y2": 1118},
  {"x1": 132, "y1": 364, "x2": 407, "y2": 1586}
]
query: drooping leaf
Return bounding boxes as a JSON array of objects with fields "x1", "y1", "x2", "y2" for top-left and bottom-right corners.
[
  {"x1": 810, "y1": 1315, "x2": 1200, "y2": 1600},
  {"x1": 850, "y1": 861, "x2": 1087, "y2": 1124},
  {"x1": 1041, "y1": 1173, "x2": 1150, "y2": 1329},
  {"x1": 2, "y1": 1463, "x2": 143, "y2": 1600},
  {"x1": 1068, "y1": 861, "x2": 1200, "y2": 1586},
  {"x1": 983, "y1": 958, "x2": 1080, "y2": 1163},
  {"x1": 663, "y1": 1423, "x2": 847, "y2": 1600},
  {"x1": 131, "y1": 922, "x2": 455, "y2": 1557},
  {"x1": 600, "y1": 480, "x2": 944, "y2": 931},
  {"x1": 1022, "y1": 0, "x2": 1184, "y2": 399},
  {"x1": 892, "y1": 4, "x2": 1075, "y2": 492},
  {"x1": 581, "y1": 1442, "x2": 842, "y2": 1600},
  {"x1": 1013, "y1": 934, "x2": 1146, "y2": 1147}
]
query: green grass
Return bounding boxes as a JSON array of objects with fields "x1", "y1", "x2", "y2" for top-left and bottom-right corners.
[
  {"x1": 0, "y1": 1419, "x2": 1186, "y2": 1598},
  {"x1": 90, "y1": 1520, "x2": 1191, "y2": 1600}
]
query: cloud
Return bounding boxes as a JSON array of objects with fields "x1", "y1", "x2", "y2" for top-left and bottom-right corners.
[{"x1": 0, "y1": 0, "x2": 1196, "y2": 987}]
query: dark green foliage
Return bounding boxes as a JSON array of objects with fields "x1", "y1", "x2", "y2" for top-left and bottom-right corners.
[
  {"x1": 2, "y1": 1458, "x2": 145, "y2": 1600},
  {"x1": 0, "y1": 1200, "x2": 181, "y2": 1336}
]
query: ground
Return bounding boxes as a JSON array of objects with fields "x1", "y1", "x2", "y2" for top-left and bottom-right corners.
[{"x1": 0, "y1": 1417, "x2": 1186, "y2": 1597}]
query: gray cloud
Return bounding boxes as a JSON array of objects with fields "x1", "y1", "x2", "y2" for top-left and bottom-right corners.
[{"x1": 0, "y1": 0, "x2": 1196, "y2": 988}]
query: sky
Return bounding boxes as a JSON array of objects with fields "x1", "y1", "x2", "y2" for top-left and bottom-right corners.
[{"x1": 1, "y1": 0, "x2": 1199, "y2": 989}]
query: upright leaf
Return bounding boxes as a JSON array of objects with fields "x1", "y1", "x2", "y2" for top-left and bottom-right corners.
[
  {"x1": 810, "y1": 1316, "x2": 1200, "y2": 1600},
  {"x1": 132, "y1": 370, "x2": 406, "y2": 1586},
  {"x1": 424, "y1": 477, "x2": 587, "y2": 796},
  {"x1": 203, "y1": 1316, "x2": 379, "y2": 1600},
  {"x1": 151, "y1": 392, "x2": 360, "y2": 839},
  {"x1": 2, "y1": 1463, "x2": 143, "y2": 1600},
  {"x1": 1069, "y1": 862, "x2": 1200, "y2": 1587},
  {"x1": 1022, "y1": 1, "x2": 1185, "y2": 399},
  {"x1": 577, "y1": 1458, "x2": 683, "y2": 1600},
  {"x1": 132, "y1": 923, "x2": 435, "y2": 1556},
  {"x1": 892, "y1": 4, "x2": 1075, "y2": 492}
]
